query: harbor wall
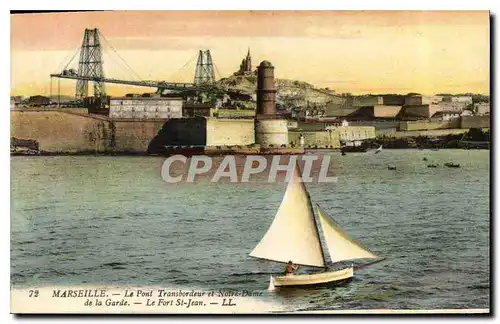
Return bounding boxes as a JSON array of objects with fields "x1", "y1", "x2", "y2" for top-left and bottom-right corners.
[
  {"x1": 11, "y1": 110, "x2": 166, "y2": 153},
  {"x1": 113, "y1": 119, "x2": 167, "y2": 152},
  {"x1": 288, "y1": 130, "x2": 340, "y2": 148},
  {"x1": 206, "y1": 118, "x2": 255, "y2": 146},
  {"x1": 461, "y1": 115, "x2": 490, "y2": 129},
  {"x1": 11, "y1": 110, "x2": 111, "y2": 153}
]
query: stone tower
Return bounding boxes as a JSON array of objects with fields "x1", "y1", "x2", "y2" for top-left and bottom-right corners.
[
  {"x1": 254, "y1": 60, "x2": 288, "y2": 147},
  {"x1": 256, "y1": 60, "x2": 277, "y2": 117}
]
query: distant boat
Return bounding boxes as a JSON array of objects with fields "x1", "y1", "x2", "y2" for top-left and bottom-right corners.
[
  {"x1": 250, "y1": 165, "x2": 382, "y2": 289},
  {"x1": 388, "y1": 165, "x2": 396, "y2": 170},
  {"x1": 444, "y1": 162, "x2": 460, "y2": 168},
  {"x1": 374, "y1": 145, "x2": 383, "y2": 154},
  {"x1": 341, "y1": 140, "x2": 368, "y2": 153},
  {"x1": 427, "y1": 164, "x2": 439, "y2": 168}
]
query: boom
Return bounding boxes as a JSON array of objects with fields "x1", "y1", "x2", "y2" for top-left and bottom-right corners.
[{"x1": 50, "y1": 73, "x2": 220, "y2": 92}]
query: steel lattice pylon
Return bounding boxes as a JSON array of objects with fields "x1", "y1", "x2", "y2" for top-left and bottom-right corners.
[
  {"x1": 76, "y1": 28, "x2": 106, "y2": 99},
  {"x1": 193, "y1": 50, "x2": 215, "y2": 85}
]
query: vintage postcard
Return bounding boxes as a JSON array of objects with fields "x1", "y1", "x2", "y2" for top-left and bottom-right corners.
[{"x1": 10, "y1": 10, "x2": 490, "y2": 314}]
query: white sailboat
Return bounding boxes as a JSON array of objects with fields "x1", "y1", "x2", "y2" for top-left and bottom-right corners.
[{"x1": 249, "y1": 165, "x2": 382, "y2": 289}]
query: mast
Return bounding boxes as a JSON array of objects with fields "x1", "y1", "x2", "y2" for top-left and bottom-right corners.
[
  {"x1": 302, "y1": 168, "x2": 328, "y2": 269},
  {"x1": 249, "y1": 164, "x2": 326, "y2": 268}
]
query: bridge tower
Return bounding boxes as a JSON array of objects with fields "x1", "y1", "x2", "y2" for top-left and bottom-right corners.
[
  {"x1": 76, "y1": 28, "x2": 106, "y2": 99},
  {"x1": 193, "y1": 50, "x2": 215, "y2": 85}
]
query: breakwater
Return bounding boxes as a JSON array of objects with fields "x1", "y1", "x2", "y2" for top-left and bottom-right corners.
[{"x1": 11, "y1": 110, "x2": 166, "y2": 154}]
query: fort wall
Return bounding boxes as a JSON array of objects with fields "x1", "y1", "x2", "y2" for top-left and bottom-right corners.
[
  {"x1": 11, "y1": 110, "x2": 110, "y2": 153},
  {"x1": 399, "y1": 119, "x2": 461, "y2": 131},
  {"x1": 461, "y1": 115, "x2": 490, "y2": 129},
  {"x1": 288, "y1": 130, "x2": 340, "y2": 148},
  {"x1": 11, "y1": 110, "x2": 166, "y2": 153},
  {"x1": 206, "y1": 118, "x2": 255, "y2": 146}
]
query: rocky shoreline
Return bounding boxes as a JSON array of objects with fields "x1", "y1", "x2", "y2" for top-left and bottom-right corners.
[{"x1": 366, "y1": 128, "x2": 490, "y2": 150}]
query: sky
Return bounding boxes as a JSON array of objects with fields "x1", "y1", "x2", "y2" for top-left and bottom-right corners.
[{"x1": 10, "y1": 10, "x2": 490, "y2": 97}]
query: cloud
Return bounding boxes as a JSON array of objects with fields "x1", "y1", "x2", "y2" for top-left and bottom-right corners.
[{"x1": 12, "y1": 11, "x2": 487, "y2": 51}]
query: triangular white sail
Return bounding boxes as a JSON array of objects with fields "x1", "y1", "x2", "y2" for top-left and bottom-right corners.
[
  {"x1": 316, "y1": 205, "x2": 378, "y2": 264},
  {"x1": 250, "y1": 165, "x2": 326, "y2": 267}
]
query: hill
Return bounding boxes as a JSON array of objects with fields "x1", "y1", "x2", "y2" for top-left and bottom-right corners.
[{"x1": 216, "y1": 74, "x2": 345, "y2": 110}]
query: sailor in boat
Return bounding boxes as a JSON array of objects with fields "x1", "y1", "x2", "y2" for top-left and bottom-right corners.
[
  {"x1": 284, "y1": 261, "x2": 299, "y2": 276},
  {"x1": 250, "y1": 164, "x2": 383, "y2": 289}
]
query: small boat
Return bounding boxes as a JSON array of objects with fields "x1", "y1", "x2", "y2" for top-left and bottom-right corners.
[
  {"x1": 250, "y1": 165, "x2": 382, "y2": 289},
  {"x1": 444, "y1": 162, "x2": 460, "y2": 168},
  {"x1": 422, "y1": 157, "x2": 428, "y2": 161},
  {"x1": 388, "y1": 165, "x2": 396, "y2": 170},
  {"x1": 427, "y1": 164, "x2": 439, "y2": 168},
  {"x1": 341, "y1": 152, "x2": 346, "y2": 156},
  {"x1": 340, "y1": 141, "x2": 368, "y2": 153},
  {"x1": 374, "y1": 145, "x2": 383, "y2": 154}
]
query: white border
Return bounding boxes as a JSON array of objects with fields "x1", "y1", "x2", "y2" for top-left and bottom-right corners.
[{"x1": 3, "y1": 2, "x2": 497, "y2": 323}]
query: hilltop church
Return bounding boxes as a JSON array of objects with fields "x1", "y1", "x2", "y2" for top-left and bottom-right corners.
[{"x1": 234, "y1": 49, "x2": 253, "y2": 76}]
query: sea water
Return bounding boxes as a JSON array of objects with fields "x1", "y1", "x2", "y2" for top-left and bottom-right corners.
[{"x1": 10, "y1": 150, "x2": 490, "y2": 311}]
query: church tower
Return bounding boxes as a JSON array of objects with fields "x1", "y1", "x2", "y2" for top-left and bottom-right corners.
[
  {"x1": 235, "y1": 48, "x2": 253, "y2": 75},
  {"x1": 245, "y1": 48, "x2": 252, "y2": 72}
]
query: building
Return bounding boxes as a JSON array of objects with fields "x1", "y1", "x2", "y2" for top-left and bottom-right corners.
[
  {"x1": 442, "y1": 95, "x2": 473, "y2": 106},
  {"x1": 234, "y1": 49, "x2": 253, "y2": 76},
  {"x1": 347, "y1": 105, "x2": 402, "y2": 119},
  {"x1": 432, "y1": 111, "x2": 461, "y2": 121},
  {"x1": 351, "y1": 95, "x2": 384, "y2": 107},
  {"x1": 401, "y1": 99, "x2": 466, "y2": 119},
  {"x1": 28, "y1": 95, "x2": 51, "y2": 106},
  {"x1": 328, "y1": 125, "x2": 376, "y2": 143},
  {"x1": 430, "y1": 95, "x2": 444, "y2": 104},
  {"x1": 109, "y1": 97, "x2": 183, "y2": 119},
  {"x1": 400, "y1": 105, "x2": 439, "y2": 119},
  {"x1": 182, "y1": 103, "x2": 215, "y2": 117},
  {"x1": 350, "y1": 95, "x2": 405, "y2": 107},
  {"x1": 474, "y1": 102, "x2": 490, "y2": 115},
  {"x1": 436, "y1": 100, "x2": 467, "y2": 112},
  {"x1": 404, "y1": 95, "x2": 432, "y2": 106}
]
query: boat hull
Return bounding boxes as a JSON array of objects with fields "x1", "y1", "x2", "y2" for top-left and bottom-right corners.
[
  {"x1": 271, "y1": 266, "x2": 353, "y2": 288},
  {"x1": 341, "y1": 146, "x2": 367, "y2": 153}
]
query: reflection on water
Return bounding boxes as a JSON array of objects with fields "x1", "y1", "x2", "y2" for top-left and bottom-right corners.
[{"x1": 11, "y1": 150, "x2": 490, "y2": 310}]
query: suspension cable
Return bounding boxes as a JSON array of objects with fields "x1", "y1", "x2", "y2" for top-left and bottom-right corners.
[
  {"x1": 98, "y1": 30, "x2": 143, "y2": 81},
  {"x1": 53, "y1": 45, "x2": 80, "y2": 73},
  {"x1": 167, "y1": 53, "x2": 198, "y2": 82},
  {"x1": 63, "y1": 46, "x2": 81, "y2": 71},
  {"x1": 213, "y1": 62, "x2": 223, "y2": 80}
]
